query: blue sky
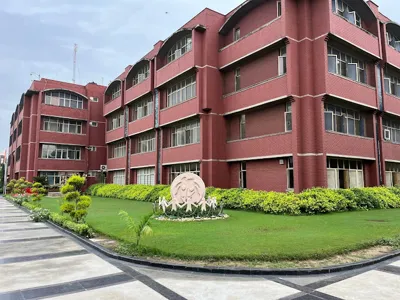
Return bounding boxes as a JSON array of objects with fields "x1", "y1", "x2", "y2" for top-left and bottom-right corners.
[{"x1": 0, "y1": 0, "x2": 397, "y2": 151}]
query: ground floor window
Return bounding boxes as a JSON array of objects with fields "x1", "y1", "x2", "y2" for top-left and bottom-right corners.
[
  {"x1": 287, "y1": 157, "x2": 294, "y2": 190},
  {"x1": 112, "y1": 170, "x2": 125, "y2": 185},
  {"x1": 239, "y1": 162, "x2": 247, "y2": 188},
  {"x1": 169, "y1": 163, "x2": 200, "y2": 184},
  {"x1": 327, "y1": 158, "x2": 364, "y2": 189},
  {"x1": 137, "y1": 168, "x2": 155, "y2": 185},
  {"x1": 385, "y1": 162, "x2": 400, "y2": 187},
  {"x1": 38, "y1": 171, "x2": 75, "y2": 186}
]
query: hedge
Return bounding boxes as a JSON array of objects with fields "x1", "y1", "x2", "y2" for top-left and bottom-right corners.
[
  {"x1": 87, "y1": 183, "x2": 400, "y2": 216},
  {"x1": 49, "y1": 212, "x2": 93, "y2": 237}
]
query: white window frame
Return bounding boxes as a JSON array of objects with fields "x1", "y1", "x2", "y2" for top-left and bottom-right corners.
[
  {"x1": 43, "y1": 117, "x2": 82, "y2": 135},
  {"x1": 170, "y1": 119, "x2": 200, "y2": 147},
  {"x1": 277, "y1": 1, "x2": 282, "y2": 17},
  {"x1": 239, "y1": 162, "x2": 247, "y2": 189},
  {"x1": 131, "y1": 95, "x2": 153, "y2": 121},
  {"x1": 327, "y1": 158, "x2": 364, "y2": 189},
  {"x1": 287, "y1": 157, "x2": 294, "y2": 190},
  {"x1": 41, "y1": 144, "x2": 81, "y2": 160},
  {"x1": 239, "y1": 114, "x2": 246, "y2": 139},
  {"x1": 235, "y1": 68, "x2": 241, "y2": 91},
  {"x1": 133, "y1": 64, "x2": 150, "y2": 86},
  {"x1": 137, "y1": 168, "x2": 155, "y2": 185},
  {"x1": 324, "y1": 103, "x2": 364, "y2": 137},
  {"x1": 137, "y1": 132, "x2": 156, "y2": 153},
  {"x1": 169, "y1": 163, "x2": 200, "y2": 184},
  {"x1": 285, "y1": 102, "x2": 292, "y2": 132},
  {"x1": 234, "y1": 27, "x2": 241, "y2": 41},
  {"x1": 45, "y1": 91, "x2": 84, "y2": 109},
  {"x1": 109, "y1": 141, "x2": 126, "y2": 159},
  {"x1": 111, "y1": 85, "x2": 121, "y2": 100},
  {"x1": 332, "y1": 0, "x2": 362, "y2": 28},
  {"x1": 383, "y1": 118, "x2": 400, "y2": 144},
  {"x1": 167, "y1": 75, "x2": 196, "y2": 107},
  {"x1": 113, "y1": 170, "x2": 125, "y2": 185},
  {"x1": 328, "y1": 46, "x2": 366, "y2": 83},
  {"x1": 278, "y1": 46, "x2": 287, "y2": 76},
  {"x1": 107, "y1": 110, "x2": 124, "y2": 131},
  {"x1": 167, "y1": 34, "x2": 192, "y2": 63}
]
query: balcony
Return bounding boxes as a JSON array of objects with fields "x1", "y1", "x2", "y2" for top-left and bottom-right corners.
[
  {"x1": 39, "y1": 131, "x2": 87, "y2": 145},
  {"x1": 41, "y1": 104, "x2": 88, "y2": 120},
  {"x1": 326, "y1": 73, "x2": 377, "y2": 108},
  {"x1": 36, "y1": 158, "x2": 86, "y2": 171},
  {"x1": 128, "y1": 115, "x2": 154, "y2": 136},
  {"x1": 14, "y1": 161, "x2": 21, "y2": 173},
  {"x1": 107, "y1": 157, "x2": 126, "y2": 171},
  {"x1": 162, "y1": 143, "x2": 201, "y2": 165},
  {"x1": 330, "y1": 14, "x2": 380, "y2": 58},
  {"x1": 156, "y1": 51, "x2": 195, "y2": 88},
  {"x1": 226, "y1": 132, "x2": 292, "y2": 161},
  {"x1": 325, "y1": 132, "x2": 375, "y2": 159},
  {"x1": 105, "y1": 127, "x2": 124, "y2": 144},
  {"x1": 219, "y1": 18, "x2": 283, "y2": 69},
  {"x1": 130, "y1": 151, "x2": 157, "y2": 169},
  {"x1": 17, "y1": 134, "x2": 22, "y2": 147},
  {"x1": 382, "y1": 142, "x2": 400, "y2": 162},
  {"x1": 125, "y1": 80, "x2": 152, "y2": 105},
  {"x1": 223, "y1": 76, "x2": 288, "y2": 114},
  {"x1": 386, "y1": 46, "x2": 400, "y2": 71},
  {"x1": 159, "y1": 98, "x2": 199, "y2": 126},
  {"x1": 383, "y1": 93, "x2": 400, "y2": 116},
  {"x1": 104, "y1": 96, "x2": 122, "y2": 117}
]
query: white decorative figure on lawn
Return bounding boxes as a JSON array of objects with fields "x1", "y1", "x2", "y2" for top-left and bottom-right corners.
[{"x1": 170, "y1": 172, "x2": 206, "y2": 212}]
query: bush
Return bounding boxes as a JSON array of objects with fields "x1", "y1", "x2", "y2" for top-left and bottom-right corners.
[
  {"x1": 22, "y1": 201, "x2": 37, "y2": 211},
  {"x1": 87, "y1": 183, "x2": 400, "y2": 216},
  {"x1": 30, "y1": 208, "x2": 50, "y2": 222},
  {"x1": 60, "y1": 175, "x2": 91, "y2": 222},
  {"x1": 49, "y1": 212, "x2": 93, "y2": 237}
]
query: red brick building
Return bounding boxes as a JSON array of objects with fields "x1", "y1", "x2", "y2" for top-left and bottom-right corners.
[
  {"x1": 7, "y1": 79, "x2": 106, "y2": 187},
  {"x1": 103, "y1": 0, "x2": 400, "y2": 193}
]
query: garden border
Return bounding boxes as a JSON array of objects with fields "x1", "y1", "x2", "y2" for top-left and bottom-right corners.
[{"x1": 5, "y1": 198, "x2": 400, "y2": 276}]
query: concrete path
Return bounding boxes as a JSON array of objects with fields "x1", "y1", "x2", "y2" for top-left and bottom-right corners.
[{"x1": 1, "y1": 198, "x2": 400, "y2": 300}]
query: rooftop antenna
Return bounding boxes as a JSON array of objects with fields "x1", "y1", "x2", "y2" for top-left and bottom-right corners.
[{"x1": 73, "y1": 43, "x2": 78, "y2": 83}]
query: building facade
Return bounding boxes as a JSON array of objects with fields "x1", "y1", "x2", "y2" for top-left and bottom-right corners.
[
  {"x1": 102, "y1": 0, "x2": 400, "y2": 193},
  {"x1": 7, "y1": 79, "x2": 106, "y2": 186}
]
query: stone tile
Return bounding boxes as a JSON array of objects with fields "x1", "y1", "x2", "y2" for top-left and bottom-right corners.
[
  {"x1": 0, "y1": 222, "x2": 47, "y2": 230},
  {"x1": 318, "y1": 270, "x2": 400, "y2": 300},
  {"x1": 0, "y1": 238, "x2": 84, "y2": 259},
  {"x1": 279, "y1": 274, "x2": 336, "y2": 287},
  {"x1": 50, "y1": 281, "x2": 167, "y2": 300},
  {"x1": 155, "y1": 277, "x2": 299, "y2": 300},
  {"x1": 0, "y1": 214, "x2": 28, "y2": 218},
  {"x1": 0, "y1": 216, "x2": 30, "y2": 222},
  {"x1": 0, "y1": 228, "x2": 61, "y2": 241},
  {"x1": 0, "y1": 254, "x2": 122, "y2": 293},
  {"x1": 389, "y1": 260, "x2": 400, "y2": 268}
]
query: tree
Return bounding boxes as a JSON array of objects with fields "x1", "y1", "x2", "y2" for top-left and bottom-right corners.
[
  {"x1": 0, "y1": 163, "x2": 4, "y2": 193},
  {"x1": 31, "y1": 182, "x2": 47, "y2": 207},
  {"x1": 119, "y1": 210, "x2": 153, "y2": 248},
  {"x1": 60, "y1": 175, "x2": 91, "y2": 222}
]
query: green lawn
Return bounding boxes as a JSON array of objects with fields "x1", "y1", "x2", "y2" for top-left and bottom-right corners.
[{"x1": 42, "y1": 196, "x2": 400, "y2": 261}]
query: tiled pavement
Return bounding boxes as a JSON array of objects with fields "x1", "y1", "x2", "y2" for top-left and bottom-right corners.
[{"x1": 1, "y1": 198, "x2": 400, "y2": 300}]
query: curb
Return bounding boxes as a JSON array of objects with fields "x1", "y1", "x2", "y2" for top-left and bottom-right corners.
[{"x1": 3, "y1": 198, "x2": 400, "y2": 276}]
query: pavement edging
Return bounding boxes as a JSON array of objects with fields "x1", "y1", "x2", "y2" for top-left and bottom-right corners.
[{"x1": 4, "y1": 198, "x2": 400, "y2": 276}]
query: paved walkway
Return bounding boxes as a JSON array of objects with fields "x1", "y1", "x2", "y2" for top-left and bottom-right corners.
[{"x1": 1, "y1": 198, "x2": 400, "y2": 300}]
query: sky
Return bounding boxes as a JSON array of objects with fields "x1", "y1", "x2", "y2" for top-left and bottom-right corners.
[{"x1": 0, "y1": 0, "x2": 397, "y2": 151}]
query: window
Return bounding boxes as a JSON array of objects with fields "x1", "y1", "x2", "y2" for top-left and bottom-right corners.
[
  {"x1": 167, "y1": 75, "x2": 196, "y2": 107},
  {"x1": 111, "y1": 85, "x2": 121, "y2": 100},
  {"x1": 383, "y1": 119, "x2": 400, "y2": 144},
  {"x1": 385, "y1": 162, "x2": 400, "y2": 187},
  {"x1": 41, "y1": 144, "x2": 81, "y2": 160},
  {"x1": 328, "y1": 46, "x2": 366, "y2": 83},
  {"x1": 332, "y1": 0, "x2": 362, "y2": 28},
  {"x1": 133, "y1": 64, "x2": 150, "y2": 86},
  {"x1": 43, "y1": 117, "x2": 82, "y2": 134},
  {"x1": 324, "y1": 104, "x2": 365, "y2": 136},
  {"x1": 239, "y1": 162, "x2": 247, "y2": 188},
  {"x1": 13, "y1": 129, "x2": 17, "y2": 142},
  {"x1": 327, "y1": 158, "x2": 364, "y2": 189},
  {"x1": 170, "y1": 119, "x2": 200, "y2": 147},
  {"x1": 169, "y1": 163, "x2": 200, "y2": 184},
  {"x1": 113, "y1": 170, "x2": 125, "y2": 185},
  {"x1": 136, "y1": 132, "x2": 156, "y2": 153},
  {"x1": 109, "y1": 141, "x2": 126, "y2": 158},
  {"x1": 235, "y1": 68, "x2": 241, "y2": 91},
  {"x1": 17, "y1": 121, "x2": 22, "y2": 136},
  {"x1": 384, "y1": 74, "x2": 400, "y2": 97},
  {"x1": 285, "y1": 102, "x2": 292, "y2": 132},
  {"x1": 277, "y1": 1, "x2": 282, "y2": 17},
  {"x1": 387, "y1": 32, "x2": 400, "y2": 52},
  {"x1": 234, "y1": 28, "x2": 241, "y2": 41},
  {"x1": 278, "y1": 47, "x2": 287, "y2": 75},
  {"x1": 287, "y1": 157, "x2": 294, "y2": 190},
  {"x1": 131, "y1": 96, "x2": 153, "y2": 121},
  {"x1": 45, "y1": 91, "x2": 84, "y2": 109},
  {"x1": 107, "y1": 110, "x2": 124, "y2": 131},
  {"x1": 167, "y1": 34, "x2": 192, "y2": 63},
  {"x1": 137, "y1": 168, "x2": 155, "y2": 185},
  {"x1": 16, "y1": 147, "x2": 21, "y2": 162},
  {"x1": 39, "y1": 171, "x2": 63, "y2": 186},
  {"x1": 9, "y1": 135, "x2": 12, "y2": 146},
  {"x1": 239, "y1": 114, "x2": 246, "y2": 139}
]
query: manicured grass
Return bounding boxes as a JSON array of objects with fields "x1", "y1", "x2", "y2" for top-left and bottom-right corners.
[{"x1": 42, "y1": 196, "x2": 400, "y2": 261}]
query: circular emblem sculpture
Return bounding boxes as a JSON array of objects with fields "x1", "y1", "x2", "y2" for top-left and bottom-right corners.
[{"x1": 170, "y1": 172, "x2": 205, "y2": 212}]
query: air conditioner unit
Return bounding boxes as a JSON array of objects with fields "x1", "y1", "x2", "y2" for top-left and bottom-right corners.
[
  {"x1": 86, "y1": 146, "x2": 96, "y2": 151},
  {"x1": 89, "y1": 121, "x2": 98, "y2": 127},
  {"x1": 100, "y1": 165, "x2": 107, "y2": 172},
  {"x1": 384, "y1": 129, "x2": 391, "y2": 141},
  {"x1": 89, "y1": 97, "x2": 98, "y2": 102}
]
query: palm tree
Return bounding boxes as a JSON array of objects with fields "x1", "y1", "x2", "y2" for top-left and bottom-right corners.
[{"x1": 119, "y1": 210, "x2": 153, "y2": 247}]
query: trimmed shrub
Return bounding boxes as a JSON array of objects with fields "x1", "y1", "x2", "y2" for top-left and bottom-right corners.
[
  {"x1": 87, "y1": 183, "x2": 400, "y2": 216},
  {"x1": 49, "y1": 212, "x2": 93, "y2": 237}
]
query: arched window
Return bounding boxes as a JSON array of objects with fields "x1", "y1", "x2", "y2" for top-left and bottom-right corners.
[
  {"x1": 44, "y1": 90, "x2": 84, "y2": 109},
  {"x1": 167, "y1": 34, "x2": 192, "y2": 63}
]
